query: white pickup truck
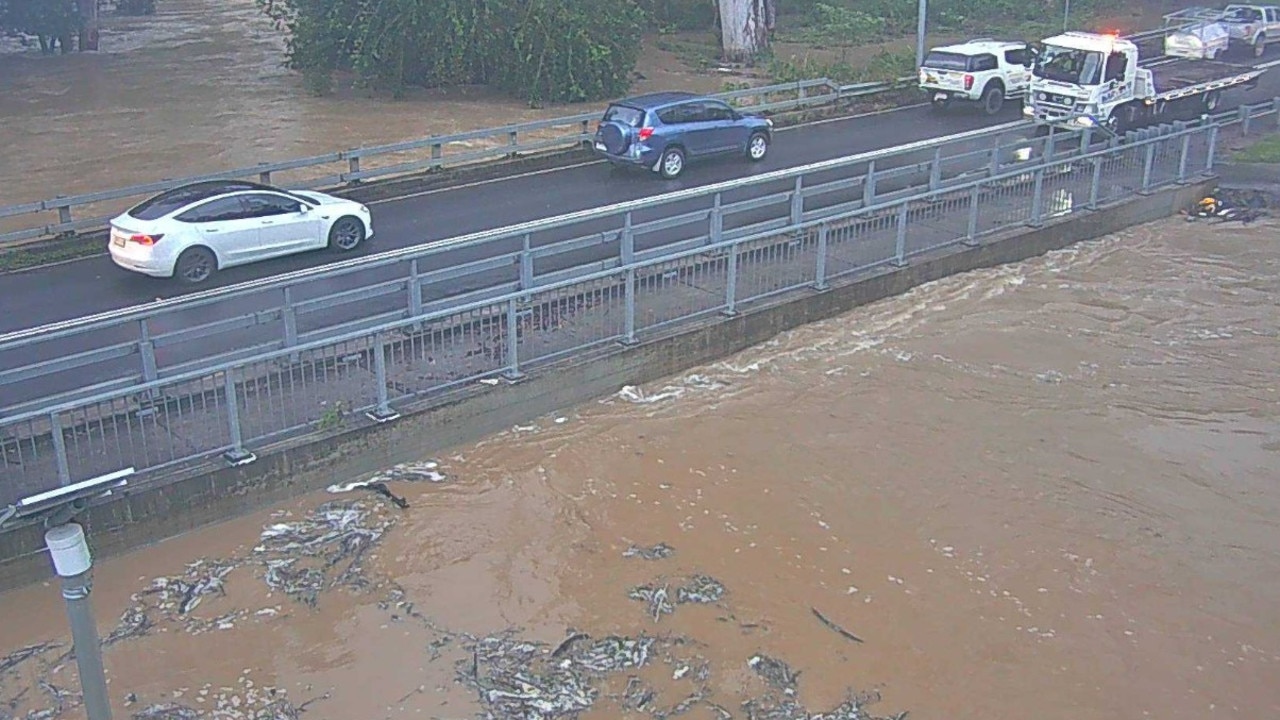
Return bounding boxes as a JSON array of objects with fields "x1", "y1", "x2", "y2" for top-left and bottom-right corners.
[
  {"x1": 918, "y1": 39, "x2": 1035, "y2": 115},
  {"x1": 1219, "y1": 3, "x2": 1280, "y2": 57},
  {"x1": 1023, "y1": 30, "x2": 1266, "y2": 134}
]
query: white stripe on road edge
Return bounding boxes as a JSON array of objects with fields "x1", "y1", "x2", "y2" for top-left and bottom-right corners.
[{"x1": 366, "y1": 101, "x2": 936, "y2": 206}]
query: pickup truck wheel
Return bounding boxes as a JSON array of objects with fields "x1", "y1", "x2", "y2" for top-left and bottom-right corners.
[
  {"x1": 981, "y1": 85, "x2": 1005, "y2": 115},
  {"x1": 1255, "y1": 34, "x2": 1267, "y2": 57}
]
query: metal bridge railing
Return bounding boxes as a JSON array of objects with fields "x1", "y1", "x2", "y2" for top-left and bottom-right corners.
[
  {"x1": 0, "y1": 117, "x2": 1230, "y2": 505},
  {"x1": 0, "y1": 76, "x2": 915, "y2": 247}
]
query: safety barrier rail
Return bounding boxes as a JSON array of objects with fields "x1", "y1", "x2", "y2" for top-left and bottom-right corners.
[
  {"x1": 0, "y1": 119, "x2": 1050, "y2": 414},
  {"x1": 0, "y1": 116, "x2": 1229, "y2": 504},
  {"x1": 0, "y1": 76, "x2": 915, "y2": 247}
]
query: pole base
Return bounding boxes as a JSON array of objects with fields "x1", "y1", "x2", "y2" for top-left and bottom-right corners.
[
  {"x1": 223, "y1": 448, "x2": 257, "y2": 467},
  {"x1": 366, "y1": 409, "x2": 401, "y2": 424}
]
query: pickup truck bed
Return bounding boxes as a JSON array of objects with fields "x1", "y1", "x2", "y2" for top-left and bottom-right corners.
[{"x1": 1148, "y1": 58, "x2": 1263, "y2": 100}]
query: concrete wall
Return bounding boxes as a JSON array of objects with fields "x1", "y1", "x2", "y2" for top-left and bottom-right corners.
[{"x1": 0, "y1": 178, "x2": 1216, "y2": 593}]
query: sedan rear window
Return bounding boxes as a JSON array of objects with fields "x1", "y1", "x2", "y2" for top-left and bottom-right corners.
[
  {"x1": 922, "y1": 51, "x2": 971, "y2": 71},
  {"x1": 128, "y1": 181, "x2": 264, "y2": 221},
  {"x1": 603, "y1": 104, "x2": 645, "y2": 127}
]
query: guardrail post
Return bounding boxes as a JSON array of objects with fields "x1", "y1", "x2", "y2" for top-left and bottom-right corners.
[
  {"x1": 580, "y1": 119, "x2": 591, "y2": 146},
  {"x1": 282, "y1": 286, "x2": 298, "y2": 349},
  {"x1": 790, "y1": 177, "x2": 804, "y2": 226},
  {"x1": 366, "y1": 333, "x2": 400, "y2": 423},
  {"x1": 347, "y1": 153, "x2": 361, "y2": 182},
  {"x1": 408, "y1": 259, "x2": 424, "y2": 322},
  {"x1": 138, "y1": 319, "x2": 158, "y2": 385},
  {"x1": 1205, "y1": 124, "x2": 1219, "y2": 173},
  {"x1": 430, "y1": 143, "x2": 443, "y2": 169},
  {"x1": 1088, "y1": 158, "x2": 1103, "y2": 210},
  {"x1": 963, "y1": 184, "x2": 981, "y2": 247},
  {"x1": 722, "y1": 243, "x2": 739, "y2": 316},
  {"x1": 503, "y1": 298, "x2": 525, "y2": 381},
  {"x1": 929, "y1": 147, "x2": 943, "y2": 191},
  {"x1": 1140, "y1": 142, "x2": 1155, "y2": 193},
  {"x1": 1028, "y1": 168, "x2": 1045, "y2": 227},
  {"x1": 620, "y1": 212, "x2": 635, "y2": 264},
  {"x1": 1274, "y1": 97, "x2": 1280, "y2": 130},
  {"x1": 508, "y1": 130, "x2": 519, "y2": 158},
  {"x1": 863, "y1": 161, "x2": 877, "y2": 206},
  {"x1": 1239, "y1": 105, "x2": 1252, "y2": 135},
  {"x1": 56, "y1": 197, "x2": 72, "y2": 228},
  {"x1": 988, "y1": 136, "x2": 1002, "y2": 175},
  {"x1": 49, "y1": 412, "x2": 72, "y2": 486},
  {"x1": 709, "y1": 194, "x2": 723, "y2": 246},
  {"x1": 893, "y1": 203, "x2": 908, "y2": 267},
  {"x1": 814, "y1": 223, "x2": 829, "y2": 291},
  {"x1": 222, "y1": 371, "x2": 255, "y2": 466},
  {"x1": 1043, "y1": 131, "x2": 1056, "y2": 164},
  {"x1": 257, "y1": 164, "x2": 272, "y2": 184},
  {"x1": 620, "y1": 269, "x2": 638, "y2": 346},
  {"x1": 520, "y1": 233, "x2": 535, "y2": 290},
  {"x1": 1079, "y1": 127, "x2": 1093, "y2": 155},
  {"x1": 1177, "y1": 132, "x2": 1192, "y2": 184}
]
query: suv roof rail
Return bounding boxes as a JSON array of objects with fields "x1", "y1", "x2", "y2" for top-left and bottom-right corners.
[{"x1": 967, "y1": 37, "x2": 997, "y2": 43}]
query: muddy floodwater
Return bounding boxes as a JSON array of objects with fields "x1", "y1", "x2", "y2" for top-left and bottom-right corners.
[{"x1": 2, "y1": 216, "x2": 1279, "y2": 719}]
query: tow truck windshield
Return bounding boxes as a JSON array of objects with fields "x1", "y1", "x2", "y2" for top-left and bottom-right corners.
[{"x1": 1033, "y1": 44, "x2": 1104, "y2": 85}]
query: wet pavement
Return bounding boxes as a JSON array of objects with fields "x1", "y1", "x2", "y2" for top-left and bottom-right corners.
[{"x1": 2, "y1": 216, "x2": 1280, "y2": 719}]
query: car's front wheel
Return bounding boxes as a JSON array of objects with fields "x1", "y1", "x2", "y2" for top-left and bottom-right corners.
[
  {"x1": 328, "y1": 216, "x2": 366, "y2": 252},
  {"x1": 746, "y1": 132, "x2": 769, "y2": 162},
  {"x1": 659, "y1": 146, "x2": 685, "y2": 180},
  {"x1": 173, "y1": 246, "x2": 216, "y2": 285}
]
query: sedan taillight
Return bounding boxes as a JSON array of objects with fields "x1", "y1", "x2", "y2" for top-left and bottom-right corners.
[{"x1": 129, "y1": 233, "x2": 164, "y2": 245}]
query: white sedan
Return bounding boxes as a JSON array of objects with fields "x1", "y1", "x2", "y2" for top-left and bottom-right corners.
[{"x1": 108, "y1": 180, "x2": 374, "y2": 285}]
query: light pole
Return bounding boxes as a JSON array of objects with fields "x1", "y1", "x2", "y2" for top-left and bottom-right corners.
[
  {"x1": 1064, "y1": 0, "x2": 1071, "y2": 31},
  {"x1": 916, "y1": 0, "x2": 928, "y2": 69},
  {"x1": 1, "y1": 468, "x2": 133, "y2": 720}
]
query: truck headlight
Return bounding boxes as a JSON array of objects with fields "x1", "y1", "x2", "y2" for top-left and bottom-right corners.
[{"x1": 1023, "y1": 105, "x2": 1034, "y2": 117}]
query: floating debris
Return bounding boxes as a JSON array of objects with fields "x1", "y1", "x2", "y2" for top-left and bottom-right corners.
[
  {"x1": 132, "y1": 704, "x2": 201, "y2": 720},
  {"x1": 457, "y1": 631, "x2": 662, "y2": 720},
  {"x1": 255, "y1": 500, "x2": 394, "y2": 607},
  {"x1": 629, "y1": 583, "x2": 675, "y2": 621},
  {"x1": 676, "y1": 575, "x2": 725, "y2": 605},
  {"x1": 0, "y1": 643, "x2": 59, "y2": 676},
  {"x1": 811, "y1": 607, "x2": 864, "y2": 644},
  {"x1": 623, "y1": 543, "x2": 675, "y2": 561},
  {"x1": 747, "y1": 654, "x2": 799, "y2": 692},
  {"x1": 326, "y1": 460, "x2": 447, "y2": 495},
  {"x1": 138, "y1": 560, "x2": 235, "y2": 617}
]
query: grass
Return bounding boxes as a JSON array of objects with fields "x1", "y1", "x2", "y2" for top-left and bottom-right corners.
[{"x1": 1231, "y1": 133, "x2": 1280, "y2": 163}]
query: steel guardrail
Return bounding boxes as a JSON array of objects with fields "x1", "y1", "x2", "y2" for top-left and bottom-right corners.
[
  {"x1": 0, "y1": 119, "x2": 1039, "y2": 412},
  {"x1": 0, "y1": 116, "x2": 1226, "y2": 502},
  {"x1": 0, "y1": 76, "x2": 917, "y2": 247}
]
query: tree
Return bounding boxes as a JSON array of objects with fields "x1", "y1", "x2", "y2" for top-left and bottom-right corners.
[
  {"x1": 717, "y1": 0, "x2": 774, "y2": 63},
  {"x1": 3, "y1": 0, "x2": 81, "y2": 54}
]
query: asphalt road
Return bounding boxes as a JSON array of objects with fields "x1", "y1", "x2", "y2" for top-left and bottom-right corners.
[{"x1": 3, "y1": 57, "x2": 1279, "y2": 413}]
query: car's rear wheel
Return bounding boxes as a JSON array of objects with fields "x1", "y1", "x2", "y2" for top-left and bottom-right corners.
[
  {"x1": 746, "y1": 132, "x2": 769, "y2": 162},
  {"x1": 981, "y1": 84, "x2": 1005, "y2": 116},
  {"x1": 659, "y1": 146, "x2": 685, "y2": 180},
  {"x1": 328, "y1": 216, "x2": 366, "y2": 252},
  {"x1": 174, "y1": 247, "x2": 216, "y2": 285}
]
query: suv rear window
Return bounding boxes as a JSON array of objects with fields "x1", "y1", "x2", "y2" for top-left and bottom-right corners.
[
  {"x1": 602, "y1": 104, "x2": 645, "y2": 127},
  {"x1": 922, "y1": 51, "x2": 971, "y2": 71}
]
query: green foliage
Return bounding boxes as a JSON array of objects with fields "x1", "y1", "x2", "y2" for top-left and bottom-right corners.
[
  {"x1": 2, "y1": 0, "x2": 81, "y2": 51},
  {"x1": 1232, "y1": 133, "x2": 1280, "y2": 163},
  {"x1": 260, "y1": 0, "x2": 646, "y2": 104},
  {"x1": 638, "y1": 0, "x2": 716, "y2": 32},
  {"x1": 777, "y1": 0, "x2": 1111, "y2": 46},
  {"x1": 767, "y1": 48, "x2": 916, "y2": 84}
]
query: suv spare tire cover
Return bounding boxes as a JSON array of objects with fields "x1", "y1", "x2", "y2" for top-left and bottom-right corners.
[{"x1": 600, "y1": 123, "x2": 630, "y2": 154}]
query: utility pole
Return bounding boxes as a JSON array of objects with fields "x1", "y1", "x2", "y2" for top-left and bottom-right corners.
[
  {"x1": 47, "y1": 523, "x2": 113, "y2": 720},
  {"x1": 916, "y1": 0, "x2": 928, "y2": 69}
]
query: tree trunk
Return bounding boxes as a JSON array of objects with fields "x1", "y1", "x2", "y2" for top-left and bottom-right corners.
[{"x1": 717, "y1": 0, "x2": 775, "y2": 64}]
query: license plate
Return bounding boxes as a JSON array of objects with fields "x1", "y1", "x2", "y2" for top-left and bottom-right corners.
[
  {"x1": 111, "y1": 233, "x2": 126, "y2": 247},
  {"x1": 925, "y1": 74, "x2": 938, "y2": 84},
  {"x1": 594, "y1": 142, "x2": 607, "y2": 152}
]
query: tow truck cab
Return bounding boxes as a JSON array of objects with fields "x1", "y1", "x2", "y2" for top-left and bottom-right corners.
[{"x1": 1023, "y1": 32, "x2": 1142, "y2": 130}]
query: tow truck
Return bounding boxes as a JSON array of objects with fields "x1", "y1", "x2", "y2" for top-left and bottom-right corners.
[{"x1": 1023, "y1": 26, "x2": 1266, "y2": 134}]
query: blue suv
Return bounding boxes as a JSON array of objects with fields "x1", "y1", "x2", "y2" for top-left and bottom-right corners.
[{"x1": 593, "y1": 91, "x2": 774, "y2": 180}]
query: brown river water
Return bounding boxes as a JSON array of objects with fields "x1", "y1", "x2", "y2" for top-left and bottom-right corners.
[{"x1": 1, "y1": 215, "x2": 1278, "y2": 719}]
